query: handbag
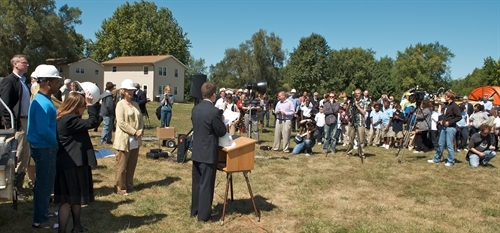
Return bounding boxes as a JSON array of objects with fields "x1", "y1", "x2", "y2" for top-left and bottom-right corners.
[{"x1": 293, "y1": 135, "x2": 304, "y2": 144}]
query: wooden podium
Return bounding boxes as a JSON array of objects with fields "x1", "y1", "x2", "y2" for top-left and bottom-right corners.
[{"x1": 217, "y1": 136, "x2": 260, "y2": 225}]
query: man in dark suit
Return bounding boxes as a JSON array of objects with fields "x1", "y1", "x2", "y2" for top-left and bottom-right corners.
[
  {"x1": 0, "y1": 54, "x2": 32, "y2": 190},
  {"x1": 133, "y1": 83, "x2": 147, "y2": 115},
  {"x1": 190, "y1": 82, "x2": 227, "y2": 222},
  {"x1": 460, "y1": 96, "x2": 474, "y2": 117}
]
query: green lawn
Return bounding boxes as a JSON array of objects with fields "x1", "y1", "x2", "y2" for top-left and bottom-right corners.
[{"x1": 1, "y1": 102, "x2": 500, "y2": 233}]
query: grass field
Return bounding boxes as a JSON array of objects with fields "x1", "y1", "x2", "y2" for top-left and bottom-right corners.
[{"x1": 1, "y1": 102, "x2": 500, "y2": 233}]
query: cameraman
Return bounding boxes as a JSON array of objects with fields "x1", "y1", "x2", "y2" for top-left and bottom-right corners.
[
  {"x1": 242, "y1": 89, "x2": 261, "y2": 143},
  {"x1": 346, "y1": 88, "x2": 370, "y2": 158}
]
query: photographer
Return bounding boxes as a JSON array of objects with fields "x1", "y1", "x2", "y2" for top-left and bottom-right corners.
[
  {"x1": 467, "y1": 124, "x2": 496, "y2": 168},
  {"x1": 242, "y1": 89, "x2": 261, "y2": 142},
  {"x1": 345, "y1": 88, "x2": 370, "y2": 158},
  {"x1": 292, "y1": 122, "x2": 318, "y2": 156}
]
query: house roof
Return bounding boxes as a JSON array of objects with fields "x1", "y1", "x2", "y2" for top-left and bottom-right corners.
[
  {"x1": 101, "y1": 55, "x2": 187, "y2": 68},
  {"x1": 46, "y1": 58, "x2": 72, "y2": 65},
  {"x1": 68, "y1": 58, "x2": 104, "y2": 67}
]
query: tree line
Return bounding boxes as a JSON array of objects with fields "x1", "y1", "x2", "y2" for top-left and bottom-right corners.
[{"x1": 1, "y1": 0, "x2": 498, "y2": 100}]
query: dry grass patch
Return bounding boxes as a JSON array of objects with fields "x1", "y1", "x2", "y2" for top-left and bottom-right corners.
[{"x1": 1, "y1": 102, "x2": 500, "y2": 232}]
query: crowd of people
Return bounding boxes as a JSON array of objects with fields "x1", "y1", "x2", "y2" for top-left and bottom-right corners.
[
  {"x1": 0, "y1": 55, "x2": 157, "y2": 231},
  {"x1": 216, "y1": 86, "x2": 498, "y2": 167}
]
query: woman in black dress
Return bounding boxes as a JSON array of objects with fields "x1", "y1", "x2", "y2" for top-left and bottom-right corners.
[{"x1": 55, "y1": 92, "x2": 99, "y2": 233}]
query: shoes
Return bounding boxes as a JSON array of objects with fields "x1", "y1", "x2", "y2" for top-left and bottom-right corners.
[
  {"x1": 413, "y1": 151, "x2": 423, "y2": 154},
  {"x1": 427, "y1": 160, "x2": 438, "y2": 164},
  {"x1": 323, "y1": 150, "x2": 328, "y2": 153},
  {"x1": 385, "y1": 144, "x2": 390, "y2": 149},
  {"x1": 353, "y1": 145, "x2": 358, "y2": 150},
  {"x1": 283, "y1": 149, "x2": 290, "y2": 153},
  {"x1": 463, "y1": 148, "x2": 468, "y2": 152},
  {"x1": 47, "y1": 211, "x2": 58, "y2": 218},
  {"x1": 272, "y1": 148, "x2": 279, "y2": 151},
  {"x1": 71, "y1": 227, "x2": 89, "y2": 232},
  {"x1": 444, "y1": 162, "x2": 454, "y2": 167},
  {"x1": 200, "y1": 216, "x2": 219, "y2": 222},
  {"x1": 456, "y1": 149, "x2": 461, "y2": 152},
  {"x1": 318, "y1": 142, "x2": 322, "y2": 145},
  {"x1": 32, "y1": 221, "x2": 59, "y2": 229},
  {"x1": 346, "y1": 149, "x2": 353, "y2": 155},
  {"x1": 305, "y1": 153, "x2": 311, "y2": 156}
]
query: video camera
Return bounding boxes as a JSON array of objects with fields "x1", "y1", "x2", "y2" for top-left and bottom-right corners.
[
  {"x1": 246, "y1": 81, "x2": 268, "y2": 98},
  {"x1": 407, "y1": 86, "x2": 427, "y2": 106}
]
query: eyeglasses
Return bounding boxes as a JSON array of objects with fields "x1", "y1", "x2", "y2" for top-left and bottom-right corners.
[{"x1": 18, "y1": 61, "x2": 29, "y2": 65}]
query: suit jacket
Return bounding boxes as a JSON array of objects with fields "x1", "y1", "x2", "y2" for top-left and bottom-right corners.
[
  {"x1": 191, "y1": 100, "x2": 227, "y2": 164},
  {"x1": 56, "y1": 105, "x2": 100, "y2": 170},
  {"x1": 461, "y1": 102, "x2": 474, "y2": 116},
  {"x1": 0, "y1": 73, "x2": 30, "y2": 130},
  {"x1": 134, "y1": 90, "x2": 147, "y2": 114}
]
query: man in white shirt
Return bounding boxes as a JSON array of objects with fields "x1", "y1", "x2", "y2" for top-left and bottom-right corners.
[
  {"x1": 59, "y1": 78, "x2": 71, "y2": 101},
  {"x1": 479, "y1": 94, "x2": 493, "y2": 113},
  {"x1": 214, "y1": 88, "x2": 226, "y2": 110}
]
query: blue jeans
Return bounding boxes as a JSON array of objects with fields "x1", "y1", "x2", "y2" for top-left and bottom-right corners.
[
  {"x1": 455, "y1": 126, "x2": 468, "y2": 149},
  {"x1": 323, "y1": 123, "x2": 338, "y2": 152},
  {"x1": 264, "y1": 111, "x2": 270, "y2": 127},
  {"x1": 100, "y1": 115, "x2": 114, "y2": 143},
  {"x1": 292, "y1": 139, "x2": 313, "y2": 154},
  {"x1": 31, "y1": 147, "x2": 57, "y2": 223},
  {"x1": 468, "y1": 150, "x2": 496, "y2": 168},
  {"x1": 433, "y1": 126, "x2": 457, "y2": 164},
  {"x1": 161, "y1": 110, "x2": 172, "y2": 127}
]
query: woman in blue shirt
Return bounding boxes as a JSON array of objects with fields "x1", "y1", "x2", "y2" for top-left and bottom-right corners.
[{"x1": 159, "y1": 85, "x2": 175, "y2": 127}]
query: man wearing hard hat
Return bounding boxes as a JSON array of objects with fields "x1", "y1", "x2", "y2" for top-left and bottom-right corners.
[{"x1": 27, "y1": 64, "x2": 63, "y2": 229}]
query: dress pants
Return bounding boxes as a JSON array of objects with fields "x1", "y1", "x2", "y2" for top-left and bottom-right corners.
[
  {"x1": 115, "y1": 148, "x2": 139, "y2": 194},
  {"x1": 272, "y1": 119, "x2": 292, "y2": 151},
  {"x1": 191, "y1": 161, "x2": 217, "y2": 221}
]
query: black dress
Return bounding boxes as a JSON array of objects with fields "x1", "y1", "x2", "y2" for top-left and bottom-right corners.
[{"x1": 54, "y1": 106, "x2": 100, "y2": 205}]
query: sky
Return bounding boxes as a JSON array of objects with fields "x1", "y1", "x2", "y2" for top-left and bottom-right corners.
[{"x1": 57, "y1": 0, "x2": 499, "y2": 80}]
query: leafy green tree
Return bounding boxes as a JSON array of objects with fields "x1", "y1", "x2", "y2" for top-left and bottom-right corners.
[
  {"x1": 91, "y1": 0, "x2": 191, "y2": 64},
  {"x1": 329, "y1": 47, "x2": 376, "y2": 94},
  {"x1": 286, "y1": 33, "x2": 330, "y2": 94},
  {"x1": 450, "y1": 57, "x2": 500, "y2": 97},
  {"x1": 370, "y1": 56, "x2": 395, "y2": 98},
  {"x1": 393, "y1": 42, "x2": 454, "y2": 93},
  {"x1": 0, "y1": 0, "x2": 84, "y2": 75},
  {"x1": 209, "y1": 29, "x2": 285, "y2": 94}
]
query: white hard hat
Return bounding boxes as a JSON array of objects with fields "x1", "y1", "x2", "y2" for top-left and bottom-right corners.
[
  {"x1": 30, "y1": 64, "x2": 48, "y2": 78},
  {"x1": 238, "y1": 89, "x2": 243, "y2": 92},
  {"x1": 219, "y1": 88, "x2": 226, "y2": 92},
  {"x1": 76, "y1": 82, "x2": 101, "y2": 105},
  {"x1": 120, "y1": 79, "x2": 136, "y2": 90},
  {"x1": 64, "y1": 79, "x2": 72, "y2": 85},
  {"x1": 291, "y1": 89, "x2": 296, "y2": 93},
  {"x1": 35, "y1": 65, "x2": 61, "y2": 79}
]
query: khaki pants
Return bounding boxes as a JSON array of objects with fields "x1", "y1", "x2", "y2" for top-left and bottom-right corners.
[
  {"x1": 346, "y1": 125, "x2": 366, "y2": 155},
  {"x1": 115, "y1": 148, "x2": 139, "y2": 194},
  {"x1": 273, "y1": 119, "x2": 292, "y2": 151},
  {"x1": 15, "y1": 118, "x2": 30, "y2": 174}
]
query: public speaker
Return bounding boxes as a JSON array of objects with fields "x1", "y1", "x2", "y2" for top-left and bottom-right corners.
[{"x1": 189, "y1": 73, "x2": 207, "y2": 100}]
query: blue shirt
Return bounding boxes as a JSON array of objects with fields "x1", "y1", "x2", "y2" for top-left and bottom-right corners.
[
  {"x1": 382, "y1": 108, "x2": 394, "y2": 125},
  {"x1": 371, "y1": 110, "x2": 383, "y2": 129},
  {"x1": 160, "y1": 94, "x2": 175, "y2": 111},
  {"x1": 288, "y1": 96, "x2": 299, "y2": 112},
  {"x1": 27, "y1": 92, "x2": 58, "y2": 148}
]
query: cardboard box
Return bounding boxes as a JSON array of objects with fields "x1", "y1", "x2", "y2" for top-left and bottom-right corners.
[{"x1": 156, "y1": 127, "x2": 175, "y2": 139}]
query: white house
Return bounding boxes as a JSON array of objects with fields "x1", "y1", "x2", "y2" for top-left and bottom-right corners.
[
  {"x1": 102, "y1": 55, "x2": 186, "y2": 102},
  {"x1": 47, "y1": 58, "x2": 105, "y2": 91}
]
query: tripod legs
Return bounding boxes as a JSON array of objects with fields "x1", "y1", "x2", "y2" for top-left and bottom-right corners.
[{"x1": 220, "y1": 171, "x2": 260, "y2": 226}]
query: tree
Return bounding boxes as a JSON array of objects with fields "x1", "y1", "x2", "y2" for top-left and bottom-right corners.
[
  {"x1": 0, "y1": 0, "x2": 84, "y2": 75},
  {"x1": 286, "y1": 33, "x2": 330, "y2": 94},
  {"x1": 209, "y1": 29, "x2": 285, "y2": 94},
  {"x1": 393, "y1": 42, "x2": 455, "y2": 94},
  {"x1": 450, "y1": 57, "x2": 500, "y2": 96},
  {"x1": 370, "y1": 56, "x2": 396, "y2": 98},
  {"x1": 329, "y1": 47, "x2": 376, "y2": 94},
  {"x1": 91, "y1": 0, "x2": 191, "y2": 64}
]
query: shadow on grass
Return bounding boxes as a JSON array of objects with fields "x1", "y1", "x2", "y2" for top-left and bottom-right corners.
[
  {"x1": 134, "y1": 176, "x2": 181, "y2": 192},
  {"x1": 84, "y1": 199, "x2": 167, "y2": 232},
  {"x1": 213, "y1": 195, "x2": 277, "y2": 217}
]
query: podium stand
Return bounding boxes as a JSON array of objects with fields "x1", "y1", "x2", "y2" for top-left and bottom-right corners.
[{"x1": 217, "y1": 136, "x2": 260, "y2": 225}]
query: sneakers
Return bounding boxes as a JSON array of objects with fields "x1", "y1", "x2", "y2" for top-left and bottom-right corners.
[
  {"x1": 283, "y1": 149, "x2": 290, "y2": 153},
  {"x1": 444, "y1": 162, "x2": 454, "y2": 167},
  {"x1": 318, "y1": 142, "x2": 322, "y2": 145},
  {"x1": 463, "y1": 148, "x2": 468, "y2": 152},
  {"x1": 346, "y1": 149, "x2": 353, "y2": 155},
  {"x1": 305, "y1": 153, "x2": 311, "y2": 156},
  {"x1": 353, "y1": 145, "x2": 358, "y2": 150},
  {"x1": 427, "y1": 160, "x2": 438, "y2": 164},
  {"x1": 385, "y1": 144, "x2": 390, "y2": 149},
  {"x1": 413, "y1": 151, "x2": 423, "y2": 154},
  {"x1": 33, "y1": 221, "x2": 59, "y2": 229},
  {"x1": 456, "y1": 149, "x2": 461, "y2": 152}
]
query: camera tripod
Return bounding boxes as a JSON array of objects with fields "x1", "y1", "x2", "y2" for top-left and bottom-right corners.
[
  {"x1": 346, "y1": 98, "x2": 364, "y2": 163},
  {"x1": 395, "y1": 105, "x2": 421, "y2": 163}
]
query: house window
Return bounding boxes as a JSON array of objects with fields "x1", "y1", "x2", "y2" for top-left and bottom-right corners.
[
  {"x1": 80, "y1": 68, "x2": 85, "y2": 74},
  {"x1": 158, "y1": 67, "x2": 166, "y2": 76},
  {"x1": 158, "y1": 85, "x2": 165, "y2": 95},
  {"x1": 95, "y1": 70, "x2": 99, "y2": 75},
  {"x1": 175, "y1": 69, "x2": 179, "y2": 77},
  {"x1": 76, "y1": 68, "x2": 80, "y2": 74},
  {"x1": 174, "y1": 87, "x2": 178, "y2": 95},
  {"x1": 163, "y1": 67, "x2": 167, "y2": 76},
  {"x1": 143, "y1": 65, "x2": 148, "y2": 75},
  {"x1": 112, "y1": 66, "x2": 116, "y2": 72},
  {"x1": 158, "y1": 67, "x2": 162, "y2": 75}
]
